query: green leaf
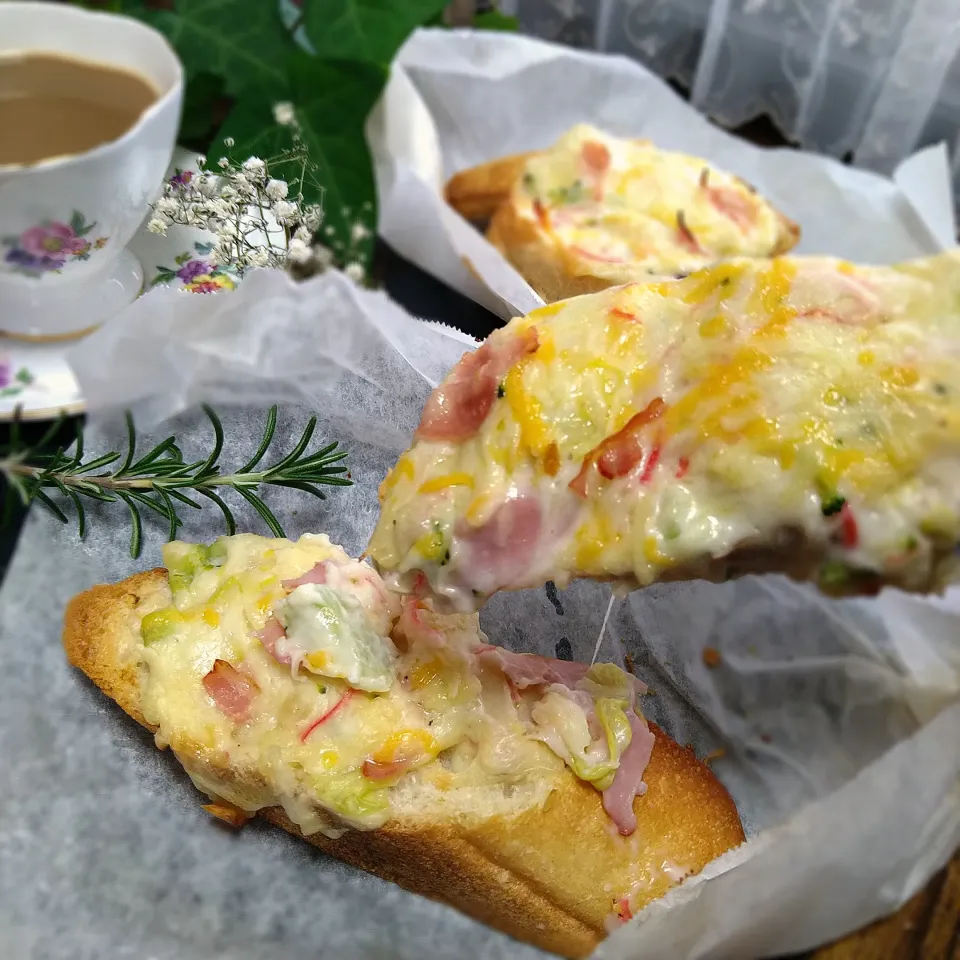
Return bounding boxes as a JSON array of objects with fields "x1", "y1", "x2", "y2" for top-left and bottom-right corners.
[
  {"x1": 138, "y1": 0, "x2": 293, "y2": 97},
  {"x1": 178, "y1": 71, "x2": 229, "y2": 148},
  {"x1": 303, "y1": 0, "x2": 447, "y2": 65},
  {"x1": 213, "y1": 53, "x2": 384, "y2": 266},
  {"x1": 69, "y1": 210, "x2": 84, "y2": 234},
  {"x1": 473, "y1": 10, "x2": 520, "y2": 31}
]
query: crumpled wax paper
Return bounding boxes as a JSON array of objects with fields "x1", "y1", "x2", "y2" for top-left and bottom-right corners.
[
  {"x1": 367, "y1": 28, "x2": 958, "y2": 320},
  {"x1": 1, "y1": 269, "x2": 958, "y2": 960}
]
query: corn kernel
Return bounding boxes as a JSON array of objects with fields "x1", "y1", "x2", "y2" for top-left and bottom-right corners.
[{"x1": 306, "y1": 651, "x2": 329, "y2": 670}]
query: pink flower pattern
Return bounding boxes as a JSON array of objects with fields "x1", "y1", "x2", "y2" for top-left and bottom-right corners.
[{"x1": 2, "y1": 211, "x2": 108, "y2": 276}]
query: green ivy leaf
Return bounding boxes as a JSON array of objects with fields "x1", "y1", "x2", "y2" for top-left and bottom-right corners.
[
  {"x1": 178, "y1": 71, "x2": 229, "y2": 148},
  {"x1": 303, "y1": 0, "x2": 447, "y2": 65},
  {"x1": 473, "y1": 10, "x2": 520, "y2": 31},
  {"x1": 213, "y1": 53, "x2": 384, "y2": 267},
  {"x1": 138, "y1": 0, "x2": 293, "y2": 97}
]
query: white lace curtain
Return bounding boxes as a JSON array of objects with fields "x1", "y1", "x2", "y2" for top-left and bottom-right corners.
[{"x1": 502, "y1": 0, "x2": 960, "y2": 218}]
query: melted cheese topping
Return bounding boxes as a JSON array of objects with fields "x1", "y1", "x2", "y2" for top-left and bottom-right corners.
[
  {"x1": 512, "y1": 124, "x2": 789, "y2": 281},
  {"x1": 369, "y1": 252, "x2": 960, "y2": 608},
  {"x1": 136, "y1": 534, "x2": 595, "y2": 837}
]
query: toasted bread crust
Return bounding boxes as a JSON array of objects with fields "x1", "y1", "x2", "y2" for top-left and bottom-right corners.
[
  {"x1": 63, "y1": 571, "x2": 745, "y2": 958},
  {"x1": 445, "y1": 151, "x2": 540, "y2": 223}
]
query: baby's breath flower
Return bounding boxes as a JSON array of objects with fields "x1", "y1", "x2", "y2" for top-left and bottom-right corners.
[
  {"x1": 273, "y1": 101, "x2": 296, "y2": 126},
  {"x1": 223, "y1": 137, "x2": 235, "y2": 149},
  {"x1": 265, "y1": 179, "x2": 288, "y2": 202},
  {"x1": 287, "y1": 238, "x2": 312, "y2": 265},
  {"x1": 242, "y1": 157, "x2": 266, "y2": 180},
  {"x1": 350, "y1": 221, "x2": 370, "y2": 243},
  {"x1": 272, "y1": 200, "x2": 298, "y2": 224},
  {"x1": 148, "y1": 145, "x2": 338, "y2": 280},
  {"x1": 153, "y1": 197, "x2": 179, "y2": 217},
  {"x1": 344, "y1": 262, "x2": 365, "y2": 283}
]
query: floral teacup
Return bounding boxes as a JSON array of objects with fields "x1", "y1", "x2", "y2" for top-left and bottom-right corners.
[{"x1": 0, "y1": 3, "x2": 183, "y2": 340}]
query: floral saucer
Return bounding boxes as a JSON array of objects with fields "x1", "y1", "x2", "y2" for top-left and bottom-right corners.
[{"x1": 0, "y1": 150, "x2": 236, "y2": 421}]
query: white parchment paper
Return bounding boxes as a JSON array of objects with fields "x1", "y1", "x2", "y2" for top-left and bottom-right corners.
[
  {"x1": 1, "y1": 270, "x2": 958, "y2": 960},
  {"x1": 368, "y1": 29, "x2": 958, "y2": 320}
]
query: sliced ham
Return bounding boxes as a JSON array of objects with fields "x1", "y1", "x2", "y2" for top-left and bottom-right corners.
[
  {"x1": 256, "y1": 617, "x2": 289, "y2": 665},
  {"x1": 415, "y1": 327, "x2": 540, "y2": 443},
  {"x1": 705, "y1": 184, "x2": 757, "y2": 231},
  {"x1": 361, "y1": 758, "x2": 412, "y2": 781},
  {"x1": 602, "y1": 713, "x2": 656, "y2": 836},
  {"x1": 281, "y1": 561, "x2": 328, "y2": 590},
  {"x1": 202, "y1": 660, "x2": 259, "y2": 723},
  {"x1": 476, "y1": 646, "x2": 591, "y2": 689},
  {"x1": 570, "y1": 397, "x2": 666, "y2": 497},
  {"x1": 455, "y1": 495, "x2": 543, "y2": 594},
  {"x1": 581, "y1": 140, "x2": 611, "y2": 174}
]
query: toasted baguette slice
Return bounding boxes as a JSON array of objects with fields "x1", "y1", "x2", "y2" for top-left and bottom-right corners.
[
  {"x1": 369, "y1": 252, "x2": 960, "y2": 611},
  {"x1": 444, "y1": 125, "x2": 799, "y2": 303},
  {"x1": 64, "y1": 568, "x2": 744, "y2": 958}
]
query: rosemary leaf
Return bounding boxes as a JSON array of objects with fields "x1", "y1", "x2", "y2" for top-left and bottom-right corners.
[{"x1": 0, "y1": 405, "x2": 351, "y2": 556}]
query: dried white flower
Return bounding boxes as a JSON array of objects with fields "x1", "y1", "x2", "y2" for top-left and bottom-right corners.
[
  {"x1": 350, "y1": 221, "x2": 370, "y2": 243},
  {"x1": 223, "y1": 137, "x2": 235, "y2": 148},
  {"x1": 272, "y1": 200, "x2": 298, "y2": 224},
  {"x1": 273, "y1": 101, "x2": 296, "y2": 126},
  {"x1": 153, "y1": 197, "x2": 179, "y2": 217},
  {"x1": 265, "y1": 179, "x2": 288, "y2": 202},
  {"x1": 242, "y1": 157, "x2": 266, "y2": 179},
  {"x1": 287, "y1": 238, "x2": 312, "y2": 265},
  {"x1": 344, "y1": 261, "x2": 365, "y2": 283},
  {"x1": 148, "y1": 142, "x2": 340, "y2": 281},
  {"x1": 196, "y1": 154, "x2": 207, "y2": 167}
]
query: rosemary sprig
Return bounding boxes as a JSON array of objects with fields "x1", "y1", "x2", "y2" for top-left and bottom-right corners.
[{"x1": 0, "y1": 405, "x2": 351, "y2": 557}]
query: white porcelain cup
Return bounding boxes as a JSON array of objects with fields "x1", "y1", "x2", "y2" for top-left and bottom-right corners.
[{"x1": 0, "y1": 2, "x2": 183, "y2": 340}]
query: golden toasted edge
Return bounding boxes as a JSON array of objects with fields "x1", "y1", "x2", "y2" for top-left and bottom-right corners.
[
  {"x1": 444, "y1": 151, "x2": 541, "y2": 223},
  {"x1": 63, "y1": 570, "x2": 745, "y2": 958}
]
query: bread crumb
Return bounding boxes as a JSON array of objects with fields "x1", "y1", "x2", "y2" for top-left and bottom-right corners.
[
  {"x1": 202, "y1": 802, "x2": 251, "y2": 828},
  {"x1": 702, "y1": 647, "x2": 722, "y2": 668}
]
